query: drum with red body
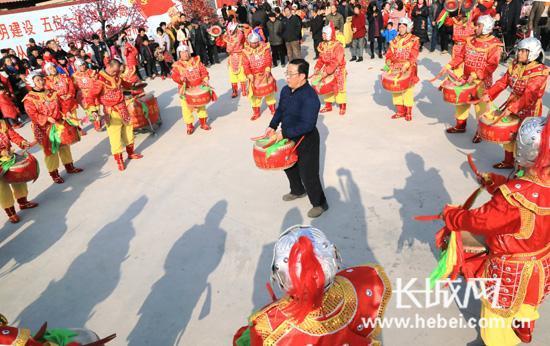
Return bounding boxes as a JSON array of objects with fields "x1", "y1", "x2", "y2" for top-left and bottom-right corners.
[
  {"x1": 441, "y1": 79, "x2": 478, "y2": 105},
  {"x1": 253, "y1": 136, "x2": 298, "y2": 170},
  {"x1": 381, "y1": 69, "x2": 413, "y2": 93},
  {"x1": 252, "y1": 76, "x2": 276, "y2": 97},
  {"x1": 478, "y1": 110, "x2": 520, "y2": 144},
  {"x1": 312, "y1": 73, "x2": 336, "y2": 96},
  {"x1": 2, "y1": 153, "x2": 39, "y2": 183},
  {"x1": 127, "y1": 93, "x2": 161, "y2": 130},
  {"x1": 184, "y1": 87, "x2": 212, "y2": 108}
]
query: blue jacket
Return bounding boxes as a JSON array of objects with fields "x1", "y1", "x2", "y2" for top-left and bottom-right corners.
[
  {"x1": 383, "y1": 29, "x2": 397, "y2": 43},
  {"x1": 269, "y1": 82, "x2": 320, "y2": 140}
]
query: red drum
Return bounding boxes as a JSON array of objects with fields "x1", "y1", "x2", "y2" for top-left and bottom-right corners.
[
  {"x1": 312, "y1": 73, "x2": 336, "y2": 95},
  {"x1": 252, "y1": 76, "x2": 276, "y2": 97},
  {"x1": 441, "y1": 79, "x2": 478, "y2": 105},
  {"x1": 381, "y1": 69, "x2": 413, "y2": 93},
  {"x1": 478, "y1": 110, "x2": 520, "y2": 144},
  {"x1": 57, "y1": 121, "x2": 80, "y2": 145},
  {"x1": 184, "y1": 87, "x2": 212, "y2": 108},
  {"x1": 128, "y1": 93, "x2": 161, "y2": 130},
  {"x1": 253, "y1": 136, "x2": 299, "y2": 170},
  {"x1": 2, "y1": 153, "x2": 39, "y2": 184}
]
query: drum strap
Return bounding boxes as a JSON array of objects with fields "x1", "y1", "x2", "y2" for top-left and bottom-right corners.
[{"x1": 291, "y1": 136, "x2": 305, "y2": 154}]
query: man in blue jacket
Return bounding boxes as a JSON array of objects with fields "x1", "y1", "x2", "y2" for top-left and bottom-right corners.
[{"x1": 266, "y1": 59, "x2": 328, "y2": 218}]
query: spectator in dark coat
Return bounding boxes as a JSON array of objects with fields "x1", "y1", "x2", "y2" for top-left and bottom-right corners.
[
  {"x1": 267, "y1": 12, "x2": 285, "y2": 66},
  {"x1": 134, "y1": 27, "x2": 148, "y2": 52},
  {"x1": 139, "y1": 38, "x2": 156, "y2": 78},
  {"x1": 496, "y1": 0, "x2": 522, "y2": 55},
  {"x1": 367, "y1": 2, "x2": 384, "y2": 59},
  {"x1": 282, "y1": 7, "x2": 303, "y2": 61},
  {"x1": 90, "y1": 34, "x2": 109, "y2": 69},
  {"x1": 26, "y1": 38, "x2": 43, "y2": 58},
  {"x1": 237, "y1": 1, "x2": 249, "y2": 24},
  {"x1": 309, "y1": 7, "x2": 325, "y2": 59},
  {"x1": 411, "y1": 0, "x2": 430, "y2": 51}
]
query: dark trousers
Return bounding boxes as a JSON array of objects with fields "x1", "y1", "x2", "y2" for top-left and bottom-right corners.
[
  {"x1": 158, "y1": 60, "x2": 170, "y2": 76},
  {"x1": 207, "y1": 45, "x2": 220, "y2": 64},
  {"x1": 284, "y1": 128, "x2": 327, "y2": 208},
  {"x1": 370, "y1": 37, "x2": 383, "y2": 57},
  {"x1": 143, "y1": 60, "x2": 156, "y2": 77},
  {"x1": 438, "y1": 26, "x2": 450, "y2": 52},
  {"x1": 271, "y1": 44, "x2": 286, "y2": 66},
  {"x1": 313, "y1": 38, "x2": 322, "y2": 58}
]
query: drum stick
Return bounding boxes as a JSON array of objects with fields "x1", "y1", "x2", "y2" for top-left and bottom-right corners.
[
  {"x1": 414, "y1": 214, "x2": 442, "y2": 221},
  {"x1": 467, "y1": 154, "x2": 482, "y2": 179}
]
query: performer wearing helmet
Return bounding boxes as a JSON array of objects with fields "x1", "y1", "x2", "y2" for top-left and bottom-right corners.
[
  {"x1": 481, "y1": 37, "x2": 549, "y2": 169},
  {"x1": 314, "y1": 23, "x2": 347, "y2": 116},
  {"x1": 0, "y1": 115, "x2": 38, "y2": 223},
  {"x1": 444, "y1": 15, "x2": 503, "y2": 140},
  {"x1": 23, "y1": 71, "x2": 83, "y2": 183},
  {"x1": 90, "y1": 58, "x2": 143, "y2": 171},
  {"x1": 72, "y1": 58, "x2": 102, "y2": 132},
  {"x1": 441, "y1": 117, "x2": 549, "y2": 346},
  {"x1": 44, "y1": 61, "x2": 83, "y2": 133},
  {"x1": 171, "y1": 44, "x2": 215, "y2": 135},
  {"x1": 233, "y1": 225, "x2": 392, "y2": 345},
  {"x1": 242, "y1": 32, "x2": 277, "y2": 121},
  {"x1": 385, "y1": 17, "x2": 419, "y2": 121},
  {"x1": 225, "y1": 22, "x2": 248, "y2": 98}
]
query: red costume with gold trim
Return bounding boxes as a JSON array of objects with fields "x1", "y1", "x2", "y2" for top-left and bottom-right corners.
[
  {"x1": 92, "y1": 70, "x2": 133, "y2": 124},
  {"x1": 23, "y1": 90, "x2": 63, "y2": 156},
  {"x1": 45, "y1": 74, "x2": 77, "y2": 116},
  {"x1": 233, "y1": 265, "x2": 391, "y2": 345},
  {"x1": 73, "y1": 69, "x2": 100, "y2": 111},
  {"x1": 0, "y1": 90, "x2": 19, "y2": 120},
  {"x1": 315, "y1": 38, "x2": 347, "y2": 114},
  {"x1": 225, "y1": 29, "x2": 247, "y2": 97},
  {"x1": 451, "y1": 17, "x2": 475, "y2": 62},
  {"x1": 448, "y1": 35, "x2": 502, "y2": 88},
  {"x1": 488, "y1": 62, "x2": 549, "y2": 120},
  {"x1": 242, "y1": 41, "x2": 277, "y2": 119}
]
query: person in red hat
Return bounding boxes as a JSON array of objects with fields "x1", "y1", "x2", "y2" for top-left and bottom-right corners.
[
  {"x1": 314, "y1": 22, "x2": 347, "y2": 116},
  {"x1": 242, "y1": 31, "x2": 277, "y2": 121},
  {"x1": 233, "y1": 225, "x2": 392, "y2": 345},
  {"x1": 385, "y1": 17, "x2": 419, "y2": 121},
  {"x1": 482, "y1": 37, "x2": 549, "y2": 169},
  {"x1": 440, "y1": 116, "x2": 550, "y2": 346},
  {"x1": 225, "y1": 22, "x2": 248, "y2": 98}
]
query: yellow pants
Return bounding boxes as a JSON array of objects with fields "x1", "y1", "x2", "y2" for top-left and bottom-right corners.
[
  {"x1": 44, "y1": 144, "x2": 73, "y2": 172},
  {"x1": 180, "y1": 98, "x2": 207, "y2": 125},
  {"x1": 455, "y1": 85, "x2": 487, "y2": 121},
  {"x1": 392, "y1": 87, "x2": 414, "y2": 107},
  {"x1": 228, "y1": 66, "x2": 247, "y2": 84},
  {"x1": 106, "y1": 110, "x2": 134, "y2": 155},
  {"x1": 323, "y1": 91, "x2": 347, "y2": 105},
  {"x1": 480, "y1": 303, "x2": 539, "y2": 346},
  {"x1": 249, "y1": 93, "x2": 276, "y2": 108},
  {"x1": 0, "y1": 179, "x2": 27, "y2": 209}
]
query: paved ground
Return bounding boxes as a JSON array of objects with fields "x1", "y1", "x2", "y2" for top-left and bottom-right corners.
[{"x1": 0, "y1": 38, "x2": 548, "y2": 346}]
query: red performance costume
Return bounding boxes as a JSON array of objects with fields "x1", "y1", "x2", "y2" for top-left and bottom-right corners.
[
  {"x1": 384, "y1": 17, "x2": 419, "y2": 121},
  {"x1": 90, "y1": 63, "x2": 143, "y2": 171},
  {"x1": 440, "y1": 117, "x2": 550, "y2": 345},
  {"x1": 233, "y1": 225, "x2": 391, "y2": 346},
  {"x1": 44, "y1": 62, "x2": 79, "y2": 123},
  {"x1": 242, "y1": 32, "x2": 277, "y2": 121},
  {"x1": 445, "y1": 15, "x2": 502, "y2": 138},
  {"x1": 485, "y1": 37, "x2": 549, "y2": 168},
  {"x1": 23, "y1": 71, "x2": 83, "y2": 184},
  {"x1": 225, "y1": 23, "x2": 247, "y2": 98},
  {"x1": 72, "y1": 59, "x2": 102, "y2": 132}
]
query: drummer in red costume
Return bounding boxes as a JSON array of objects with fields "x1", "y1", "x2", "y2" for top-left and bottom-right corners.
[
  {"x1": 90, "y1": 58, "x2": 143, "y2": 171},
  {"x1": 385, "y1": 17, "x2": 419, "y2": 121},
  {"x1": 171, "y1": 45, "x2": 215, "y2": 135},
  {"x1": 23, "y1": 71, "x2": 83, "y2": 184},
  {"x1": 443, "y1": 15, "x2": 502, "y2": 141},
  {"x1": 441, "y1": 117, "x2": 550, "y2": 346},
  {"x1": 315, "y1": 23, "x2": 347, "y2": 116},
  {"x1": 43, "y1": 62, "x2": 83, "y2": 134},
  {"x1": 242, "y1": 32, "x2": 277, "y2": 121},
  {"x1": 123, "y1": 35, "x2": 140, "y2": 83},
  {"x1": 0, "y1": 115, "x2": 38, "y2": 223},
  {"x1": 73, "y1": 58, "x2": 102, "y2": 132},
  {"x1": 449, "y1": 7, "x2": 475, "y2": 76},
  {"x1": 480, "y1": 38, "x2": 549, "y2": 169},
  {"x1": 225, "y1": 22, "x2": 248, "y2": 98},
  {"x1": 233, "y1": 225, "x2": 391, "y2": 345}
]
